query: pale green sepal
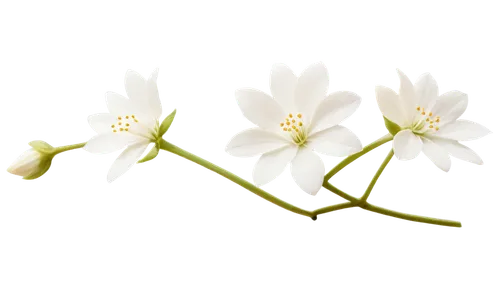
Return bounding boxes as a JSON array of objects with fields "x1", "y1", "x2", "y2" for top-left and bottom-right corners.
[
  {"x1": 383, "y1": 117, "x2": 402, "y2": 136},
  {"x1": 23, "y1": 157, "x2": 53, "y2": 180},
  {"x1": 29, "y1": 140, "x2": 54, "y2": 154},
  {"x1": 138, "y1": 144, "x2": 160, "y2": 164},
  {"x1": 159, "y1": 109, "x2": 177, "y2": 137}
]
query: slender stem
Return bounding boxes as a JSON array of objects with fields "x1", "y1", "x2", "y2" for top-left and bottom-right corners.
[
  {"x1": 312, "y1": 202, "x2": 355, "y2": 215},
  {"x1": 159, "y1": 139, "x2": 316, "y2": 219},
  {"x1": 362, "y1": 203, "x2": 462, "y2": 228},
  {"x1": 324, "y1": 133, "x2": 393, "y2": 181},
  {"x1": 53, "y1": 142, "x2": 87, "y2": 155},
  {"x1": 322, "y1": 181, "x2": 358, "y2": 202},
  {"x1": 359, "y1": 150, "x2": 394, "y2": 202}
]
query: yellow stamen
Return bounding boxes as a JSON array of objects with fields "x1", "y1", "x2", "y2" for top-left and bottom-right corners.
[
  {"x1": 111, "y1": 125, "x2": 115, "y2": 128},
  {"x1": 429, "y1": 125, "x2": 434, "y2": 128},
  {"x1": 280, "y1": 123, "x2": 284, "y2": 127},
  {"x1": 429, "y1": 112, "x2": 433, "y2": 116},
  {"x1": 416, "y1": 107, "x2": 421, "y2": 111},
  {"x1": 286, "y1": 122, "x2": 290, "y2": 125},
  {"x1": 120, "y1": 128, "x2": 124, "y2": 131},
  {"x1": 298, "y1": 122, "x2": 303, "y2": 126},
  {"x1": 126, "y1": 123, "x2": 130, "y2": 127},
  {"x1": 297, "y1": 113, "x2": 302, "y2": 118},
  {"x1": 289, "y1": 113, "x2": 293, "y2": 118},
  {"x1": 118, "y1": 116, "x2": 122, "y2": 120},
  {"x1": 435, "y1": 127, "x2": 439, "y2": 131}
]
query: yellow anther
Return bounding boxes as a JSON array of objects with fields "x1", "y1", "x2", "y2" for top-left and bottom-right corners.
[
  {"x1": 416, "y1": 107, "x2": 421, "y2": 111},
  {"x1": 436, "y1": 118, "x2": 440, "y2": 122},
  {"x1": 118, "y1": 116, "x2": 122, "y2": 120},
  {"x1": 289, "y1": 113, "x2": 293, "y2": 118},
  {"x1": 126, "y1": 116, "x2": 129, "y2": 119},
  {"x1": 298, "y1": 122, "x2": 303, "y2": 126},
  {"x1": 283, "y1": 128, "x2": 287, "y2": 131},
  {"x1": 426, "y1": 118, "x2": 430, "y2": 122},
  {"x1": 111, "y1": 125, "x2": 115, "y2": 128},
  {"x1": 120, "y1": 128, "x2": 124, "y2": 131},
  {"x1": 421, "y1": 112, "x2": 426, "y2": 115},
  {"x1": 288, "y1": 128, "x2": 291, "y2": 131},
  {"x1": 429, "y1": 125, "x2": 434, "y2": 128},
  {"x1": 280, "y1": 123, "x2": 284, "y2": 127},
  {"x1": 292, "y1": 125, "x2": 296, "y2": 129},
  {"x1": 125, "y1": 128, "x2": 129, "y2": 131},
  {"x1": 297, "y1": 113, "x2": 302, "y2": 118},
  {"x1": 131, "y1": 115, "x2": 135, "y2": 118},
  {"x1": 435, "y1": 127, "x2": 439, "y2": 131},
  {"x1": 429, "y1": 112, "x2": 433, "y2": 116},
  {"x1": 113, "y1": 130, "x2": 117, "y2": 133},
  {"x1": 118, "y1": 122, "x2": 122, "y2": 125},
  {"x1": 134, "y1": 119, "x2": 139, "y2": 123},
  {"x1": 286, "y1": 122, "x2": 290, "y2": 125},
  {"x1": 430, "y1": 121, "x2": 434, "y2": 124},
  {"x1": 126, "y1": 123, "x2": 130, "y2": 127}
]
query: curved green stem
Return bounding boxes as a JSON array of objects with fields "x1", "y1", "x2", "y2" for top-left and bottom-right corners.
[
  {"x1": 312, "y1": 202, "x2": 356, "y2": 215},
  {"x1": 159, "y1": 139, "x2": 316, "y2": 219},
  {"x1": 359, "y1": 150, "x2": 394, "y2": 202},
  {"x1": 325, "y1": 133, "x2": 393, "y2": 180},
  {"x1": 53, "y1": 142, "x2": 87, "y2": 155}
]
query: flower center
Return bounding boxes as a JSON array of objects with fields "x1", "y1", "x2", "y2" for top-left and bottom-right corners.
[
  {"x1": 412, "y1": 106, "x2": 441, "y2": 134},
  {"x1": 279, "y1": 113, "x2": 307, "y2": 146},
  {"x1": 110, "y1": 114, "x2": 140, "y2": 133}
]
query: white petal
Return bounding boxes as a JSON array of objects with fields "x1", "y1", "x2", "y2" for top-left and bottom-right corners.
[
  {"x1": 270, "y1": 63, "x2": 297, "y2": 113},
  {"x1": 396, "y1": 69, "x2": 417, "y2": 125},
  {"x1": 106, "y1": 92, "x2": 157, "y2": 137},
  {"x1": 7, "y1": 149, "x2": 41, "y2": 177},
  {"x1": 431, "y1": 91, "x2": 468, "y2": 125},
  {"x1": 107, "y1": 141, "x2": 150, "y2": 182},
  {"x1": 290, "y1": 148, "x2": 325, "y2": 196},
  {"x1": 146, "y1": 68, "x2": 162, "y2": 119},
  {"x1": 124, "y1": 70, "x2": 160, "y2": 118},
  {"x1": 375, "y1": 86, "x2": 406, "y2": 126},
  {"x1": 226, "y1": 128, "x2": 289, "y2": 157},
  {"x1": 253, "y1": 145, "x2": 298, "y2": 186},
  {"x1": 434, "y1": 120, "x2": 490, "y2": 141},
  {"x1": 393, "y1": 129, "x2": 422, "y2": 160},
  {"x1": 431, "y1": 138, "x2": 483, "y2": 165},
  {"x1": 414, "y1": 72, "x2": 438, "y2": 110},
  {"x1": 294, "y1": 62, "x2": 329, "y2": 119},
  {"x1": 421, "y1": 137, "x2": 451, "y2": 172},
  {"x1": 88, "y1": 113, "x2": 116, "y2": 134},
  {"x1": 235, "y1": 89, "x2": 285, "y2": 132},
  {"x1": 84, "y1": 132, "x2": 143, "y2": 154},
  {"x1": 309, "y1": 91, "x2": 361, "y2": 134},
  {"x1": 307, "y1": 125, "x2": 362, "y2": 156}
]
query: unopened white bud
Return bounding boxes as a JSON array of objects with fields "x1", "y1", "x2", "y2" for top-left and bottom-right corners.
[{"x1": 7, "y1": 148, "x2": 53, "y2": 180}]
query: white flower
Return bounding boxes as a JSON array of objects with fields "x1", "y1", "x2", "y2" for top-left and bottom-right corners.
[
  {"x1": 226, "y1": 63, "x2": 362, "y2": 195},
  {"x1": 5, "y1": 138, "x2": 55, "y2": 181},
  {"x1": 376, "y1": 69, "x2": 490, "y2": 171},
  {"x1": 85, "y1": 69, "x2": 162, "y2": 182}
]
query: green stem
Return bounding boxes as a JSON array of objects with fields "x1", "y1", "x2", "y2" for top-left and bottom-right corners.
[
  {"x1": 312, "y1": 202, "x2": 356, "y2": 215},
  {"x1": 359, "y1": 150, "x2": 394, "y2": 202},
  {"x1": 362, "y1": 203, "x2": 462, "y2": 227},
  {"x1": 159, "y1": 139, "x2": 316, "y2": 220},
  {"x1": 53, "y1": 142, "x2": 87, "y2": 155},
  {"x1": 324, "y1": 133, "x2": 393, "y2": 181}
]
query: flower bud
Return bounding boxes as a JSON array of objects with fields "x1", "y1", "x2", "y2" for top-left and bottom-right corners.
[{"x1": 7, "y1": 148, "x2": 53, "y2": 180}]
